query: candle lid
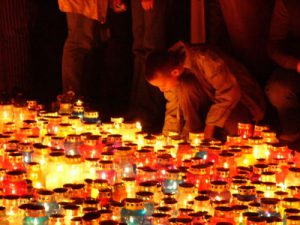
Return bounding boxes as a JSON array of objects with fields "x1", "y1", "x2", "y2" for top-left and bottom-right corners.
[
  {"x1": 100, "y1": 220, "x2": 118, "y2": 225},
  {"x1": 83, "y1": 199, "x2": 100, "y2": 208},
  {"x1": 5, "y1": 170, "x2": 25, "y2": 181},
  {"x1": 287, "y1": 216, "x2": 300, "y2": 221},
  {"x1": 174, "y1": 218, "x2": 193, "y2": 224},
  {"x1": 123, "y1": 198, "x2": 144, "y2": 210},
  {"x1": 49, "y1": 214, "x2": 64, "y2": 223},
  {"x1": 37, "y1": 189, "x2": 54, "y2": 202},
  {"x1": 82, "y1": 211, "x2": 101, "y2": 223},
  {"x1": 26, "y1": 204, "x2": 45, "y2": 217},
  {"x1": 70, "y1": 217, "x2": 83, "y2": 225}
]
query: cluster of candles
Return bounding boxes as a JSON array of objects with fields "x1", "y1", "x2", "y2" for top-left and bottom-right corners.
[{"x1": 0, "y1": 99, "x2": 299, "y2": 225}]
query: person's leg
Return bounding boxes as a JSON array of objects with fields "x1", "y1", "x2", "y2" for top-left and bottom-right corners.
[
  {"x1": 132, "y1": 0, "x2": 169, "y2": 131},
  {"x1": 62, "y1": 13, "x2": 98, "y2": 96},
  {"x1": 0, "y1": 0, "x2": 34, "y2": 96},
  {"x1": 265, "y1": 68, "x2": 300, "y2": 141}
]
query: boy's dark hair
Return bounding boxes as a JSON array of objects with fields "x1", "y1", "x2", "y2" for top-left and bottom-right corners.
[{"x1": 145, "y1": 50, "x2": 184, "y2": 81}]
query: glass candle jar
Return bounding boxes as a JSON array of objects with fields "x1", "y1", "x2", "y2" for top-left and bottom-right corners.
[
  {"x1": 136, "y1": 167, "x2": 157, "y2": 184},
  {"x1": 151, "y1": 213, "x2": 170, "y2": 225},
  {"x1": 37, "y1": 189, "x2": 59, "y2": 216},
  {"x1": 285, "y1": 167, "x2": 300, "y2": 187},
  {"x1": 259, "y1": 198, "x2": 280, "y2": 218},
  {"x1": 211, "y1": 206, "x2": 236, "y2": 225},
  {"x1": 84, "y1": 158, "x2": 99, "y2": 180},
  {"x1": 136, "y1": 191, "x2": 155, "y2": 217},
  {"x1": 253, "y1": 124, "x2": 269, "y2": 138},
  {"x1": 32, "y1": 143, "x2": 50, "y2": 173},
  {"x1": 110, "y1": 200, "x2": 124, "y2": 221},
  {"x1": 217, "y1": 151, "x2": 236, "y2": 175},
  {"x1": 26, "y1": 162, "x2": 44, "y2": 189},
  {"x1": 3, "y1": 195, "x2": 20, "y2": 222},
  {"x1": 186, "y1": 163, "x2": 211, "y2": 191},
  {"x1": 176, "y1": 142, "x2": 192, "y2": 166},
  {"x1": 3, "y1": 170, "x2": 27, "y2": 196},
  {"x1": 80, "y1": 135, "x2": 102, "y2": 159},
  {"x1": 162, "y1": 169, "x2": 184, "y2": 194},
  {"x1": 138, "y1": 180, "x2": 161, "y2": 204},
  {"x1": 286, "y1": 216, "x2": 300, "y2": 225},
  {"x1": 45, "y1": 152, "x2": 66, "y2": 190},
  {"x1": 177, "y1": 183, "x2": 195, "y2": 209},
  {"x1": 238, "y1": 123, "x2": 253, "y2": 139},
  {"x1": 155, "y1": 154, "x2": 175, "y2": 182},
  {"x1": 23, "y1": 204, "x2": 48, "y2": 225},
  {"x1": 122, "y1": 177, "x2": 137, "y2": 199},
  {"x1": 237, "y1": 146, "x2": 255, "y2": 167},
  {"x1": 64, "y1": 155, "x2": 85, "y2": 184},
  {"x1": 135, "y1": 148, "x2": 155, "y2": 168},
  {"x1": 114, "y1": 146, "x2": 136, "y2": 182},
  {"x1": 62, "y1": 204, "x2": 80, "y2": 223},
  {"x1": 209, "y1": 180, "x2": 231, "y2": 204},
  {"x1": 19, "y1": 142, "x2": 33, "y2": 164},
  {"x1": 193, "y1": 195, "x2": 210, "y2": 214},
  {"x1": 46, "y1": 116, "x2": 61, "y2": 135},
  {"x1": 72, "y1": 100, "x2": 84, "y2": 119},
  {"x1": 248, "y1": 137, "x2": 269, "y2": 160},
  {"x1": 6, "y1": 152, "x2": 25, "y2": 171},
  {"x1": 121, "y1": 198, "x2": 148, "y2": 225},
  {"x1": 49, "y1": 214, "x2": 65, "y2": 225},
  {"x1": 83, "y1": 111, "x2": 99, "y2": 124},
  {"x1": 246, "y1": 217, "x2": 266, "y2": 225},
  {"x1": 97, "y1": 160, "x2": 116, "y2": 185},
  {"x1": 64, "y1": 134, "x2": 82, "y2": 156}
]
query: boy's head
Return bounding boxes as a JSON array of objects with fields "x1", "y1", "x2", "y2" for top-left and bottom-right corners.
[{"x1": 145, "y1": 51, "x2": 184, "y2": 92}]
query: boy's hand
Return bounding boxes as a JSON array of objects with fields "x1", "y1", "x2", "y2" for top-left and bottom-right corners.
[
  {"x1": 204, "y1": 125, "x2": 215, "y2": 139},
  {"x1": 141, "y1": 0, "x2": 154, "y2": 10}
]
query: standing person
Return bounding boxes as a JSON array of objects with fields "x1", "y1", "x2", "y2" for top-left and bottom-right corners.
[
  {"x1": 59, "y1": 0, "x2": 110, "y2": 99},
  {"x1": 265, "y1": 0, "x2": 300, "y2": 144},
  {"x1": 0, "y1": 0, "x2": 37, "y2": 97},
  {"x1": 145, "y1": 42, "x2": 266, "y2": 139},
  {"x1": 130, "y1": 0, "x2": 170, "y2": 132}
]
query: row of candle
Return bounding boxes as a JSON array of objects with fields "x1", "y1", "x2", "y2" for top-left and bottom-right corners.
[{"x1": 0, "y1": 99, "x2": 299, "y2": 224}]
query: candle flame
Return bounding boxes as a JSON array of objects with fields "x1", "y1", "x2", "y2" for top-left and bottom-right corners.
[
  {"x1": 101, "y1": 172, "x2": 107, "y2": 180},
  {"x1": 215, "y1": 196, "x2": 222, "y2": 201},
  {"x1": 136, "y1": 122, "x2": 142, "y2": 130}
]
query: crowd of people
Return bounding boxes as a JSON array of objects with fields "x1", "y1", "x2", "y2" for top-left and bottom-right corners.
[{"x1": 0, "y1": 0, "x2": 299, "y2": 148}]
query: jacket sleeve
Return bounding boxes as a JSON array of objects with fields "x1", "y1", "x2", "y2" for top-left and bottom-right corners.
[
  {"x1": 195, "y1": 51, "x2": 241, "y2": 128},
  {"x1": 162, "y1": 90, "x2": 181, "y2": 135},
  {"x1": 268, "y1": 0, "x2": 299, "y2": 70}
]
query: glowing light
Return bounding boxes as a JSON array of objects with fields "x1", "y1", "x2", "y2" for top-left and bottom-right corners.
[
  {"x1": 224, "y1": 162, "x2": 229, "y2": 168},
  {"x1": 279, "y1": 182, "x2": 287, "y2": 191},
  {"x1": 69, "y1": 150, "x2": 75, "y2": 156},
  {"x1": 215, "y1": 196, "x2": 222, "y2": 201},
  {"x1": 101, "y1": 172, "x2": 107, "y2": 180},
  {"x1": 129, "y1": 216, "x2": 134, "y2": 223},
  {"x1": 35, "y1": 182, "x2": 42, "y2": 189},
  {"x1": 136, "y1": 122, "x2": 142, "y2": 130}
]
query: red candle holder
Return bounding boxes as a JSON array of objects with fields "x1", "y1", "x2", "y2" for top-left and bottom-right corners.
[
  {"x1": 97, "y1": 160, "x2": 116, "y2": 185},
  {"x1": 80, "y1": 135, "x2": 103, "y2": 159},
  {"x1": 3, "y1": 170, "x2": 27, "y2": 196},
  {"x1": 135, "y1": 148, "x2": 155, "y2": 168},
  {"x1": 238, "y1": 122, "x2": 253, "y2": 139},
  {"x1": 136, "y1": 166, "x2": 157, "y2": 184},
  {"x1": 186, "y1": 164, "x2": 211, "y2": 190}
]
